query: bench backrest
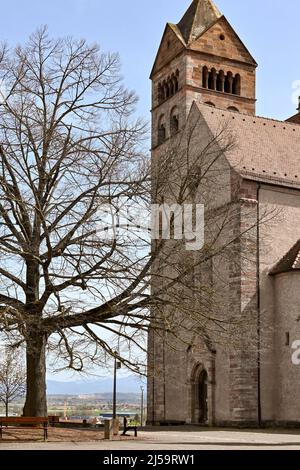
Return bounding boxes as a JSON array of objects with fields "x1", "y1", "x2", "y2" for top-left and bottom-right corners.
[{"x1": 0, "y1": 417, "x2": 48, "y2": 425}]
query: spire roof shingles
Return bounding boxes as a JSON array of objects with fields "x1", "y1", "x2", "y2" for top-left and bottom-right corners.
[{"x1": 177, "y1": 0, "x2": 222, "y2": 44}]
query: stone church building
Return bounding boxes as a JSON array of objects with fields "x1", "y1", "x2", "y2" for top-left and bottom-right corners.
[{"x1": 147, "y1": 0, "x2": 300, "y2": 426}]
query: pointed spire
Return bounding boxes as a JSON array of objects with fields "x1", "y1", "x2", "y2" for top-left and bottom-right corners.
[{"x1": 177, "y1": 0, "x2": 222, "y2": 44}]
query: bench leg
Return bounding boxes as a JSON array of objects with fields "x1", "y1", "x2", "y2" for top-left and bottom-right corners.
[
  {"x1": 0, "y1": 426, "x2": 2, "y2": 440},
  {"x1": 44, "y1": 426, "x2": 48, "y2": 441},
  {"x1": 134, "y1": 428, "x2": 137, "y2": 437}
]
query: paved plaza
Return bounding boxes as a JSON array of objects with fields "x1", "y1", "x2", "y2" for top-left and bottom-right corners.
[{"x1": 2, "y1": 427, "x2": 300, "y2": 450}]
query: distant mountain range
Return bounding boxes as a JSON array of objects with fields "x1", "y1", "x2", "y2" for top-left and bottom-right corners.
[{"x1": 46, "y1": 375, "x2": 146, "y2": 396}]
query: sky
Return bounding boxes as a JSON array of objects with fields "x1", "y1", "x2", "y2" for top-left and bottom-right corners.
[
  {"x1": 0, "y1": 0, "x2": 299, "y2": 123},
  {"x1": 1, "y1": 0, "x2": 299, "y2": 381}
]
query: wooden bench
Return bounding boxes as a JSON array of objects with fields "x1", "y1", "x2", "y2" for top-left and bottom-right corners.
[{"x1": 0, "y1": 417, "x2": 48, "y2": 441}]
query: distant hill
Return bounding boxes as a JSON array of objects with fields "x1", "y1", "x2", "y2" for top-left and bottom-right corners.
[
  {"x1": 46, "y1": 375, "x2": 146, "y2": 396},
  {"x1": 47, "y1": 392, "x2": 141, "y2": 404}
]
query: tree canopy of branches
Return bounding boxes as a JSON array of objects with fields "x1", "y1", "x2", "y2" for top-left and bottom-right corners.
[
  {"x1": 0, "y1": 349, "x2": 26, "y2": 416},
  {"x1": 0, "y1": 27, "x2": 150, "y2": 416},
  {"x1": 0, "y1": 28, "x2": 270, "y2": 417}
]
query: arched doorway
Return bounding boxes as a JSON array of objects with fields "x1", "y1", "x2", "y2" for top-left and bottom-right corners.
[{"x1": 191, "y1": 366, "x2": 208, "y2": 424}]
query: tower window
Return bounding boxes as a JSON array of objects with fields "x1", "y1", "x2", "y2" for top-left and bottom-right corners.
[
  {"x1": 202, "y1": 66, "x2": 209, "y2": 89},
  {"x1": 220, "y1": 34, "x2": 225, "y2": 41},
  {"x1": 208, "y1": 68, "x2": 217, "y2": 91},
  {"x1": 224, "y1": 71, "x2": 233, "y2": 94},
  {"x1": 175, "y1": 69, "x2": 179, "y2": 91},
  {"x1": 233, "y1": 73, "x2": 241, "y2": 95},
  {"x1": 158, "y1": 115, "x2": 166, "y2": 145},
  {"x1": 201, "y1": 67, "x2": 241, "y2": 96},
  {"x1": 173, "y1": 72, "x2": 179, "y2": 93},
  {"x1": 170, "y1": 107, "x2": 179, "y2": 135},
  {"x1": 216, "y1": 70, "x2": 225, "y2": 92},
  {"x1": 158, "y1": 84, "x2": 164, "y2": 104},
  {"x1": 157, "y1": 71, "x2": 180, "y2": 104},
  {"x1": 165, "y1": 81, "x2": 170, "y2": 99}
]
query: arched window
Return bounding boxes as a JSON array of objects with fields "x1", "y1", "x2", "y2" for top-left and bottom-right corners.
[
  {"x1": 158, "y1": 83, "x2": 164, "y2": 104},
  {"x1": 228, "y1": 106, "x2": 239, "y2": 112},
  {"x1": 163, "y1": 81, "x2": 170, "y2": 99},
  {"x1": 208, "y1": 69, "x2": 213, "y2": 90},
  {"x1": 216, "y1": 72, "x2": 222, "y2": 92},
  {"x1": 169, "y1": 78, "x2": 174, "y2": 96},
  {"x1": 200, "y1": 66, "x2": 241, "y2": 95},
  {"x1": 174, "y1": 70, "x2": 179, "y2": 92},
  {"x1": 202, "y1": 66, "x2": 209, "y2": 89},
  {"x1": 208, "y1": 68, "x2": 217, "y2": 91},
  {"x1": 217, "y1": 70, "x2": 225, "y2": 92},
  {"x1": 171, "y1": 73, "x2": 178, "y2": 95},
  {"x1": 158, "y1": 115, "x2": 166, "y2": 145},
  {"x1": 174, "y1": 78, "x2": 179, "y2": 93},
  {"x1": 170, "y1": 107, "x2": 179, "y2": 135},
  {"x1": 157, "y1": 71, "x2": 180, "y2": 104},
  {"x1": 205, "y1": 101, "x2": 215, "y2": 107},
  {"x1": 224, "y1": 71, "x2": 233, "y2": 94},
  {"x1": 233, "y1": 74, "x2": 241, "y2": 95}
]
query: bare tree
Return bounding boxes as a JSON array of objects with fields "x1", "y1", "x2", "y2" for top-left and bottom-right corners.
[
  {"x1": 0, "y1": 349, "x2": 26, "y2": 417},
  {"x1": 0, "y1": 28, "x2": 274, "y2": 417},
  {"x1": 0, "y1": 27, "x2": 150, "y2": 416}
]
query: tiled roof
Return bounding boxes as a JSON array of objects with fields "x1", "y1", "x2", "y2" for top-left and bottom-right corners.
[
  {"x1": 196, "y1": 102, "x2": 300, "y2": 189},
  {"x1": 177, "y1": 0, "x2": 221, "y2": 44},
  {"x1": 270, "y1": 239, "x2": 300, "y2": 275}
]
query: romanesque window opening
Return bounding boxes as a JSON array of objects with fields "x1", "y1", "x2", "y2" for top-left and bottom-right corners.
[
  {"x1": 202, "y1": 66, "x2": 209, "y2": 89},
  {"x1": 216, "y1": 70, "x2": 224, "y2": 93},
  {"x1": 170, "y1": 107, "x2": 179, "y2": 135},
  {"x1": 165, "y1": 81, "x2": 170, "y2": 99},
  {"x1": 158, "y1": 115, "x2": 166, "y2": 145},
  {"x1": 202, "y1": 67, "x2": 241, "y2": 96},
  {"x1": 233, "y1": 73, "x2": 241, "y2": 95},
  {"x1": 158, "y1": 83, "x2": 164, "y2": 103},
  {"x1": 158, "y1": 70, "x2": 180, "y2": 104},
  {"x1": 224, "y1": 71, "x2": 233, "y2": 94},
  {"x1": 208, "y1": 68, "x2": 217, "y2": 90}
]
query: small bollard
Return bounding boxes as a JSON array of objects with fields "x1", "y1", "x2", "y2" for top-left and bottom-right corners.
[{"x1": 104, "y1": 419, "x2": 113, "y2": 440}]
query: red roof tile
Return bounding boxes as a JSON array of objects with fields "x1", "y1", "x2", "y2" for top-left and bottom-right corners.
[{"x1": 196, "y1": 102, "x2": 300, "y2": 189}]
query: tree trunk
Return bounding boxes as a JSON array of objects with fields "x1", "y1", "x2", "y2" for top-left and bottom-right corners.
[
  {"x1": 5, "y1": 400, "x2": 8, "y2": 417},
  {"x1": 23, "y1": 333, "x2": 48, "y2": 417}
]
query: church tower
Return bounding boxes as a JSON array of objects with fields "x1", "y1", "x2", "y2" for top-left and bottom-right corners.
[
  {"x1": 151, "y1": 0, "x2": 257, "y2": 149},
  {"x1": 149, "y1": 0, "x2": 300, "y2": 429},
  {"x1": 148, "y1": 0, "x2": 259, "y2": 427}
]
